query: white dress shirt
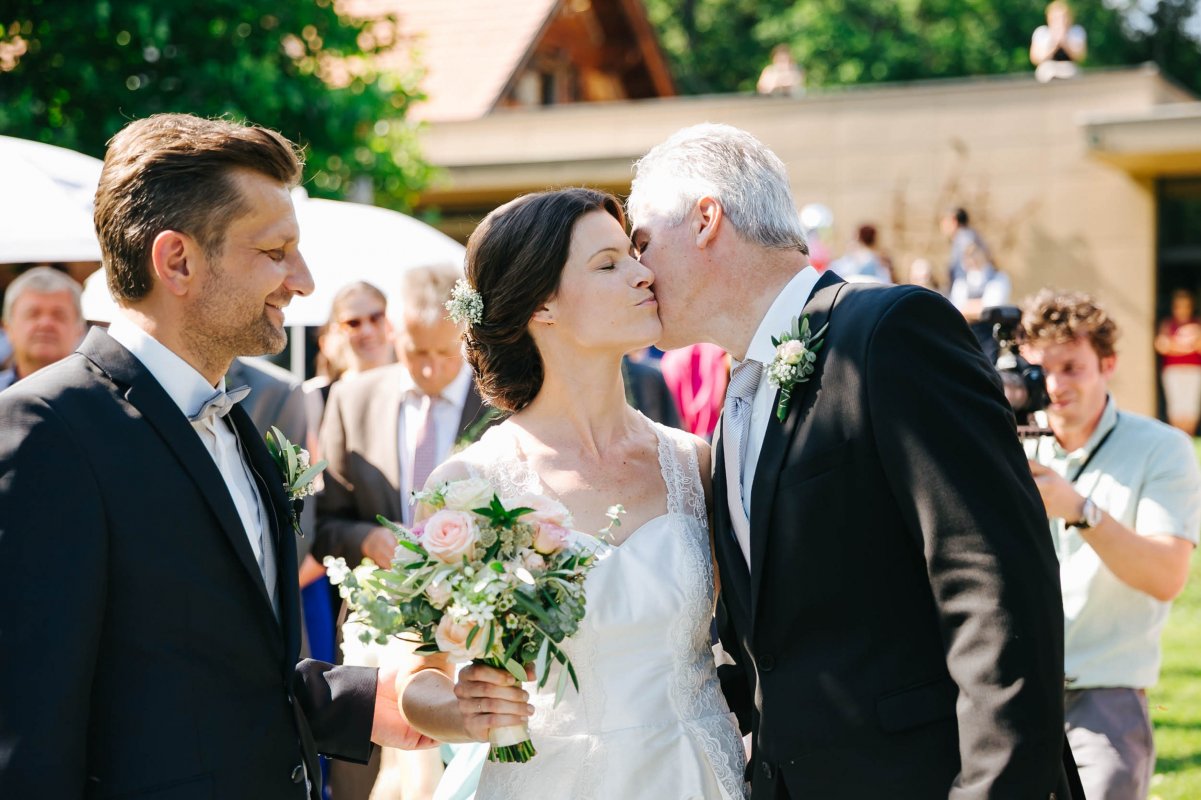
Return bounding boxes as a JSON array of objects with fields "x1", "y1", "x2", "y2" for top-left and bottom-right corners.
[
  {"x1": 397, "y1": 364, "x2": 473, "y2": 523},
  {"x1": 107, "y1": 316, "x2": 277, "y2": 613},
  {"x1": 725, "y1": 267, "x2": 821, "y2": 564}
]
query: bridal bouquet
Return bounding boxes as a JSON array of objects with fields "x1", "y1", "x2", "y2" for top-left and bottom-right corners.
[{"x1": 324, "y1": 477, "x2": 603, "y2": 763}]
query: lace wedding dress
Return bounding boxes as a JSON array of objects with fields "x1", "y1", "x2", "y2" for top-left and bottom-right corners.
[{"x1": 469, "y1": 421, "x2": 748, "y2": 800}]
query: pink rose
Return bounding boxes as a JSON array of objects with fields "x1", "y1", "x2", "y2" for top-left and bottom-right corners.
[
  {"x1": 507, "y1": 493, "x2": 573, "y2": 528},
  {"x1": 435, "y1": 615, "x2": 490, "y2": 662},
  {"x1": 421, "y1": 510, "x2": 479, "y2": 563},
  {"x1": 532, "y1": 522, "x2": 570, "y2": 555}
]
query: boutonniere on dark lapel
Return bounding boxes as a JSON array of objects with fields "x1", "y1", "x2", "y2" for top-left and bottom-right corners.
[
  {"x1": 766, "y1": 314, "x2": 829, "y2": 422},
  {"x1": 265, "y1": 426, "x2": 328, "y2": 537}
]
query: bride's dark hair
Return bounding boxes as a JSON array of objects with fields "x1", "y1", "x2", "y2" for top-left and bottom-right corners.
[{"x1": 464, "y1": 187, "x2": 625, "y2": 413}]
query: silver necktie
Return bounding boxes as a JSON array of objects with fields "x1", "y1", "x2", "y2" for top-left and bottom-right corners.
[{"x1": 724, "y1": 359, "x2": 763, "y2": 515}]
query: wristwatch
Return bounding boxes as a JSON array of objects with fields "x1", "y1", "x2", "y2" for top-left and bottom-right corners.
[{"x1": 1069, "y1": 498, "x2": 1103, "y2": 530}]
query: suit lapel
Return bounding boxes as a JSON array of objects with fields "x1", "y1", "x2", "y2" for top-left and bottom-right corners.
[
  {"x1": 78, "y1": 330, "x2": 281, "y2": 624},
  {"x1": 457, "y1": 384, "x2": 485, "y2": 437},
  {"x1": 230, "y1": 404, "x2": 299, "y2": 656},
  {"x1": 748, "y1": 271, "x2": 846, "y2": 622},
  {"x1": 381, "y1": 373, "x2": 406, "y2": 519},
  {"x1": 711, "y1": 416, "x2": 751, "y2": 601}
]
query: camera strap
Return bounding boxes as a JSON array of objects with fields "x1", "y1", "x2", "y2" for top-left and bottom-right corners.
[{"x1": 1069, "y1": 413, "x2": 1120, "y2": 483}]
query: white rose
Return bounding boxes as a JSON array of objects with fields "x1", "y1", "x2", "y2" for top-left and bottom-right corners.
[
  {"x1": 521, "y1": 551, "x2": 547, "y2": 572},
  {"x1": 778, "y1": 339, "x2": 806, "y2": 365},
  {"x1": 426, "y1": 578, "x2": 453, "y2": 609},
  {"x1": 323, "y1": 556, "x2": 351, "y2": 585},
  {"x1": 442, "y1": 477, "x2": 496, "y2": 512},
  {"x1": 393, "y1": 539, "x2": 423, "y2": 566}
]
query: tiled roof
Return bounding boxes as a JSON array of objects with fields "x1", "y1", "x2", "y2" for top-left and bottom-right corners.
[{"x1": 342, "y1": 0, "x2": 559, "y2": 122}]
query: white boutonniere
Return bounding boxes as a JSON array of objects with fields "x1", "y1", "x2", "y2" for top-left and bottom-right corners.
[
  {"x1": 266, "y1": 426, "x2": 328, "y2": 537},
  {"x1": 766, "y1": 315, "x2": 828, "y2": 422}
]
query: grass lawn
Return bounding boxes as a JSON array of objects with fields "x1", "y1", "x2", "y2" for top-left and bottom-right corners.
[{"x1": 1146, "y1": 440, "x2": 1201, "y2": 799}]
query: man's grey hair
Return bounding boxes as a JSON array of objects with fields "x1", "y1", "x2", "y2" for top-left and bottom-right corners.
[
  {"x1": 2, "y1": 267, "x2": 85, "y2": 325},
  {"x1": 394, "y1": 262, "x2": 464, "y2": 328},
  {"x1": 628, "y1": 123, "x2": 807, "y2": 253}
]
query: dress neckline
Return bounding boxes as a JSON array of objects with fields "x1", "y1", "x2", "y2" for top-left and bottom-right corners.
[{"x1": 479, "y1": 415, "x2": 674, "y2": 547}]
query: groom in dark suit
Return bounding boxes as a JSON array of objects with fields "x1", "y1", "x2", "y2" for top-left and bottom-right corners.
[
  {"x1": 629, "y1": 125, "x2": 1081, "y2": 799},
  {"x1": 0, "y1": 114, "x2": 435, "y2": 799}
]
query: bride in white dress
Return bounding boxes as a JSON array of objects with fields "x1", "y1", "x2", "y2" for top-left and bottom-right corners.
[{"x1": 398, "y1": 188, "x2": 747, "y2": 799}]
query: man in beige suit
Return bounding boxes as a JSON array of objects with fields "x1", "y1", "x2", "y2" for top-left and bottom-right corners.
[
  {"x1": 316, "y1": 263, "x2": 493, "y2": 799},
  {"x1": 317, "y1": 263, "x2": 491, "y2": 564}
]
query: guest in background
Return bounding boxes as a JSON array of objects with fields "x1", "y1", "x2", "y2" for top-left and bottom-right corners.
[
  {"x1": 830, "y1": 223, "x2": 891, "y2": 284},
  {"x1": 0, "y1": 266, "x2": 86, "y2": 390},
  {"x1": 0, "y1": 329, "x2": 12, "y2": 371},
  {"x1": 1154, "y1": 288, "x2": 1201, "y2": 436},
  {"x1": 301, "y1": 281, "x2": 391, "y2": 457},
  {"x1": 623, "y1": 351, "x2": 682, "y2": 429},
  {"x1": 757, "y1": 44, "x2": 805, "y2": 97},
  {"x1": 331, "y1": 280, "x2": 395, "y2": 377},
  {"x1": 317, "y1": 263, "x2": 494, "y2": 800},
  {"x1": 660, "y1": 343, "x2": 729, "y2": 440},
  {"x1": 1031, "y1": 1, "x2": 1087, "y2": 83},
  {"x1": 905, "y1": 257, "x2": 942, "y2": 293},
  {"x1": 1023, "y1": 289, "x2": 1199, "y2": 800},
  {"x1": 949, "y1": 242, "x2": 1010, "y2": 360},
  {"x1": 317, "y1": 264, "x2": 489, "y2": 561},
  {"x1": 941, "y1": 207, "x2": 990, "y2": 276}
]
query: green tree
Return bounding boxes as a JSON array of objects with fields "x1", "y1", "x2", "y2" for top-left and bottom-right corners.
[
  {"x1": 0, "y1": 0, "x2": 434, "y2": 209},
  {"x1": 645, "y1": 0, "x2": 1201, "y2": 97}
]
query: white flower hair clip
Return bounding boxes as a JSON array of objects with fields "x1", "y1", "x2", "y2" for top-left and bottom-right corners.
[{"x1": 445, "y1": 278, "x2": 484, "y2": 326}]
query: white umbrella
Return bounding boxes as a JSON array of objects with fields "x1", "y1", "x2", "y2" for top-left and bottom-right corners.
[
  {"x1": 0, "y1": 135, "x2": 104, "y2": 264},
  {"x1": 286, "y1": 190, "x2": 465, "y2": 326},
  {"x1": 82, "y1": 190, "x2": 465, "y2": 327}
]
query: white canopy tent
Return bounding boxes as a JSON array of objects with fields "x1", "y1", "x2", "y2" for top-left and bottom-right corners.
[
  {"x1": 0, "y1": 135, "x2": 104, "y2": 264},
  {"x1": 283, "y1": 190, "x2": 466, "y2": 326},
  {"x1": 82, "y1": 189, "x2": 466, "y2": 376}
]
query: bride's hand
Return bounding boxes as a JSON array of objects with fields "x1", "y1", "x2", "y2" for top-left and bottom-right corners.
[{"x1": 454, "y1": 663, "x2": 534, "y2": 742}]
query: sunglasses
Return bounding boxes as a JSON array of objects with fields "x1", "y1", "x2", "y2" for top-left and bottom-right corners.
[{"x1": 339, "y1": 310, "x2": 386, "y2": 330}]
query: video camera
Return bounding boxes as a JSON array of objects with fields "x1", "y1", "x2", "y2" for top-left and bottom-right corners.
[{"x1": 980, "y1": 306, "x2": 1050, "y2": 438}]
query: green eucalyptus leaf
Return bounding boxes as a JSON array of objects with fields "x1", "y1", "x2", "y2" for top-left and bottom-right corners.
[
  {"x1": 535, "y1": 637, "x2": 551, "y2": 688},
  {"x1": 292, "y1": 463, "x2": 324, "y2": 490},
  {"x1": 504, "y1": 658, "x2": 527, "y2": 684},
  {"x1": 554, "y1": 656, "x2": 571, "y2": 706}
]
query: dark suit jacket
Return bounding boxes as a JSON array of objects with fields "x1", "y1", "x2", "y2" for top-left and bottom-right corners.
[
  {"x1": 0, "y1": 329, "x2": 376, "y2": 800},
  {"x1": 315, "y1": 363, "x2": 492, "y2": 561},
  {"x1": 622, "y1": 356, "x2": 683, "y2": 429},
  {"x1": 714, "y1": 273, "x2": 1077, "y2": 799}
]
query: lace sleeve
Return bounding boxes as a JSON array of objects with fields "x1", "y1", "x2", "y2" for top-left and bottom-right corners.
[
  {"x1": 462, "y1": 441, "x2": 542, "y2": 497},
  {"x1": 655, "y1": 423, "x2": 709, "y2": 528}
]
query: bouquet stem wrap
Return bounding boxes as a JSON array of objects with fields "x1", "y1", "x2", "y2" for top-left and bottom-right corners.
[{"x1": 487, "y1": 722, "x2": 536, "y2": 763}]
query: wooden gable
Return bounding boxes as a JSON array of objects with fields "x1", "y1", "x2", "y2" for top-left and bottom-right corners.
[{"x1": 343, "y1": 0, "x2": 674, "y2": 122}]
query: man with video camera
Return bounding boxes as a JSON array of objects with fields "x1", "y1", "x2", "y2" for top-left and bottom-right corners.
[{"x1": 1019, "y1": 289, "x2": 1201, "y2": 800}]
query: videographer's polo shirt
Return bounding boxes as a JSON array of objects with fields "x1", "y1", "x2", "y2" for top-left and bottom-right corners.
[{"x1": 1027, "y1": 397, "x2": 1201, "y2": 689}]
